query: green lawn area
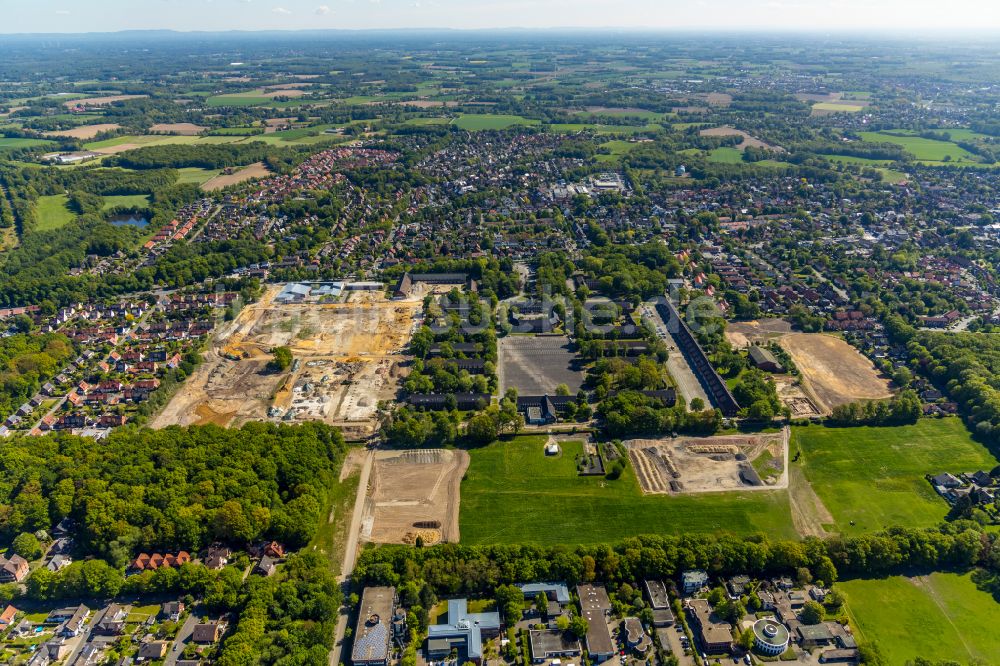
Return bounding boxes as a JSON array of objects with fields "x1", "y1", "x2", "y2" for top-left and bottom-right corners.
[
  {"x1": 452, "y1": 114, "x2": 540, "y2": 131},
  {"x1": 794, "y1": 418, "x2": 998, "y2": 535},
  {"x1": 34, "y1": 194, "x2": 75, "y2": 232},
  {"x1": 175, "y1": 167, "x2": 222, "y2": 185},
  {"x1": 0, "y1": 137, "x2": 55, "y2": 153},
  {"x1": 858, "y1": 130, "x2": 982, "y2": 164},
  {"x1": 205, "y1": 95, "x2": 270, "y2": 108},
  {"x1": 841, "y1": 572, "x2": 1000, "y2": 665},
  {"x1": 460, "y1": 436, "x2": 795, "y2": 545},
  {"x1": 707, "y1": 146, "x2": 744, "y2": 164},
  {"x1": 102, "y1": 194, "x2": 150, "y2": 210}
]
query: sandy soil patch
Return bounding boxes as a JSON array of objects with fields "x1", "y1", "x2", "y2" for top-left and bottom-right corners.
[
  {"x1": 699, "y1": 125, "x2": 785, "y2": 152},
  {"x1": 774, "y1": 375, "x2": 821, "y2": 418},
  {"x1": 626, "y1": 429, "x2": 787, "y2": 494},
  {"x1": 43, "y1": 123, "x2": 121, "y2": 140},
  {"x1": 361, "y1": 449, "x2": 469, "y2": 544},
  {"x1": 149, "y1": 122, "x2": 205, "y2": 135},
  {"x1": 779, "y1": 333, "x2": 891, "y2": 413},
  {"x1": 704, "y1": 92, "x2": 733, "y2": 106},
  {"x1": 725, "y1": 318, "x2": 794, "y2": 348},
  {"x1": 200, "y1": 162, "x2": 271, "y2": 192},
  {"x1": 65, "y1": 94, "x2": 147, "y2": 108},
  {"x1": 152, "y1": 286, "x2": 420, "y2": 439}
]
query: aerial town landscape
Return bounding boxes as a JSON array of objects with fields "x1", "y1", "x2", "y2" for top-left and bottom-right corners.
[{"x1": 1, "y1": 3, "x2": 1000, "y2": 666}]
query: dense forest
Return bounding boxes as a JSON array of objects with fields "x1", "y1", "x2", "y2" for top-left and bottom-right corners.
[
  {"x1": 0, "y1": 422, "x2": 348, "y2": 565},
  {"x1": 0, "y1": 333, "x2": 75, "y2": 417}
]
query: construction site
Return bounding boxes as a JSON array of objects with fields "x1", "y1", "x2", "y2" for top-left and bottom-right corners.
[
  {"x1": 360, "y1": 449, "x2": 469, "y2": 545},
  {"x1": 625, "y1": 429, "x2": 788, "y2": 494},
  {"x1": 151, "y1": 284, "x2": 421, "y2": 437}
]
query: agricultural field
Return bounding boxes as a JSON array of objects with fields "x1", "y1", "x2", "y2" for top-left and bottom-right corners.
[
  {"x1": 34, "y1": 194, "x2": 75, "y2": 232},
  {"x1": 452, "y1": 114, "x2": 540, "y2": 131},
  {"x1": 708, "y1": 146, "x2": 744, "y2": 164},
  {"x1": 793, "y1": 418, "x2": 999, "y2": 535},
  {"x1": 858, "y1": 130, "x2": 983, "y2": 164},
  {"x1": 200, "y1": 162, "x2": 270, "y2": 192},
  {"x1": 0, "y1": 137, "x2": 55, "y2": 153},
  {"x1": 840, "y1": 572, "x2": 1000, "y2": 665},
  {"x1": 459, "y1": 436, "x2": 797, "y2": 545}
]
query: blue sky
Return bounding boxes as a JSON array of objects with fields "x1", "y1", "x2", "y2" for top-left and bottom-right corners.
[{"x1": 4, "y1": 0, "x2": 1000, "y2": 33}]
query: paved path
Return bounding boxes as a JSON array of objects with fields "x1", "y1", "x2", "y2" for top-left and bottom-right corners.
[
  {"x1": 165, "y1": 612, "x2": 199, "y2": 666},
  {"x1": 328, "y1": 448, "x2": 376, "y2": 666},
  {"x1": 640, "y1": 304, "x2": 710, "y2": 408}
]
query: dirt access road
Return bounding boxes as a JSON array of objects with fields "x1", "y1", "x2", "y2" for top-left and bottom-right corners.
[{"x1": 329, "y1": 447, "x2": 375, "y2": 666}]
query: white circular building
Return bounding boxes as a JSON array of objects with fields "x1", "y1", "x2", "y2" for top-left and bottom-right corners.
[{"x1": 752, "y1": 619, "x2": 789, "y2": 656}]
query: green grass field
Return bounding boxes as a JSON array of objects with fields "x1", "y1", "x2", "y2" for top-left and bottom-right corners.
[
  {"x1": 102, "y1": 194, "x2": 151, "y2": 210},
  {"x1": 858, "y1": 130, "x2": 982, "y2": 164},
  {"x1": 707, "y1": 146, "x2": 744, "y2": 164},
  {"x1": 794, "y1": 419, "x2": 998, "y2": 535},
  {"x1": 459, "y1": 436, "x2": 795, "y2": 545},
  {"x1": 452, "y1": 114, "x2": 540, "y2": 131},
  {"x1": 34, "y1": 194, "x2": 75, "y2": 232},
  {"x1": 0, "y1": 137, "x2": 56, "y2": 153},
  {"x1": 841, "y1": 572, "x2": 1000, "y2": 665},
  {"x1": 175, "y1": 167, "x2": 222, "y2": 185}
]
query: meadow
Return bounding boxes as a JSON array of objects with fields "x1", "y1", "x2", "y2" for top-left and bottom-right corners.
[
  {"x1": 858, "y1": 130, "x2": 982, "y2": 165},
  {"x1": 459, "y1": 436, "x2": 796, "y2": 545},
  {"x1": 102, "y1": 194, "x2": 151, "y2": 210},
  {"x1": 452, "y1": 114, "x2": 540, "y2": 131},
  {"x1": 793, "y1": 418, "x2": 998, "y2": 535},
  {"x1": 0, "y1": 137, "x2": 56, "y2": 153},
  {"x1": 34, "y1": 194, "x2": 75, "y2": 232},
  {"x1": 840, "y1": 572, "x2": 1000, "y2": 665}
]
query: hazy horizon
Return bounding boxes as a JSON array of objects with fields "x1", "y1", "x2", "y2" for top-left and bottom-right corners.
[{"x1": 4, "y1": 0, "x2": 1000, "y2": 35}]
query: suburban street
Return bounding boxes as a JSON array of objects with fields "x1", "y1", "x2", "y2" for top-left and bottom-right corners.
[{"x1": 165, "y1": 613, "x2": 199, "y2": 666}]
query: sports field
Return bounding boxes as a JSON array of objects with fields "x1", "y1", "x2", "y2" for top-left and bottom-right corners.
[
  {"x1": 841, "y1": 572, "x2": 1000, "y2": 665},
  {"x1": 452, "y1": 114, "x2": 540, "y2": 131},
  {"x1": 793, "y1": 418, "x2": 997, "y2": 535},
  {"x1": 459, "y1": 436, "x2": 795, "y2": 545},
  {"x1": 34, "y1": 194, "x2": 75, "y2": 232}
]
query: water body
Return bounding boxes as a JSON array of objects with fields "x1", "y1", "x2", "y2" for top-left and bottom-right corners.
[{"x1": 108, "y1": 213, "x2": 149, "y2": 228}]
